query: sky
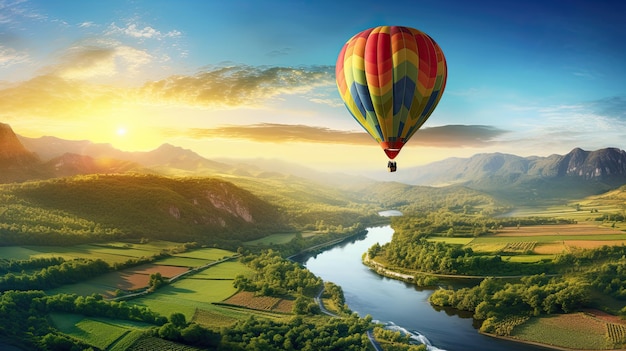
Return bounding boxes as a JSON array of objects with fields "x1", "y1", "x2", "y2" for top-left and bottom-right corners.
[{"x1": 1, "y1": 0, "x2": 625, "y2": 173}]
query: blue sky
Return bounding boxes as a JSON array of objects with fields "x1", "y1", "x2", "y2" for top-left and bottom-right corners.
[{"x1": 1, "y1": 0, "x2": 625, "y2": 173}]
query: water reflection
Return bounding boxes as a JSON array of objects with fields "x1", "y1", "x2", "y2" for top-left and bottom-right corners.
[{"x1": 300, "y1": 225, "x2": 552, "y2": 351}]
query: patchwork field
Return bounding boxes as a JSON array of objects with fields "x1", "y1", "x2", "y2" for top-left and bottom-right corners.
[
  {"x1": 49, "y1": 313, "x2": 151, "y2": 351},
  {"x1": 430, "y1": 222, "x2": 626, "y2": 260},
  {"x1": 40, "y1": 247, "x2": 238, "y2": 297},
  {"x1": 511, "y1": 313, "x2": 616, "y2": 349},
  {"x1": 0, "y1": 240, "x2": 187, "y2": 262},
  {"x1": 40, "y1": 249, "x2": 256, "y2": 349},
  {"x1": 221, "y1": 291, "x2": 294, "y2": 313}
]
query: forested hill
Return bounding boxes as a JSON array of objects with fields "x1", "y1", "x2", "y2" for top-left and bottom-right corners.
[{"x1": 0, "y1": 174, "x2": 290, "y2": 246}]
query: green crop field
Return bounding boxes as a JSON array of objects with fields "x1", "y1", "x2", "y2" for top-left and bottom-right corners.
[
  {"x1": 0, "y1": 246, "x2": 44, "y2": 260},
  {"x1": 174, "y1": 247, "x2": 234, "y2": 260},
  {"x1": 426, "y1": 237, "x2": 474, "y2": 245},
  {"x1": 0, "y1": 240, "x2": 189, "y2": 262},
  {"x1": 134, "y1": 274, "x2": 239, "y2": 319},
  {"x1": 153, "y1": 256, "x2": 210, "y2": 267},
  {"x1": 511, "y1": 313, "x2": 613, "y2": 349},
  {"x1": 244, "y1": 233, "x2": 298, "y2": 245},
  {"x1": 504, "y1": 254, "x2": 554, "y2": 263},
  {"x1": 49, "y1": 313, "x2": 152, "y2": 350},
  {"x1": 191, "y1": 261, "x2": 253, "y2": 279}
]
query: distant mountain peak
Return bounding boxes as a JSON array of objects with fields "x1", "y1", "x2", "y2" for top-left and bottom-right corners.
[{"x1": 0, "y1": 122, "x2": 39, "y2": 165}]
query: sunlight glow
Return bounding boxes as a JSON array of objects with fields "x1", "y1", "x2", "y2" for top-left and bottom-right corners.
[{"x1": 116, "y1": 127, "x2": 127, "y2": 136}]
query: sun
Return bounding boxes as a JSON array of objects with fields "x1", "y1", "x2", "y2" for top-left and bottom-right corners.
[{"x1": 116, "y1": 127, "x2": 127, "y2": 136}]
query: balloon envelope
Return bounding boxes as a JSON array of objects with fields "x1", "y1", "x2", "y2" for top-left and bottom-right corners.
[{"x1": 335, "y1": 26, "x2": 447, "y2": 159}]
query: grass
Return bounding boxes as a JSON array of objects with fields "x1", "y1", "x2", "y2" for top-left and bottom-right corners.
[
  {"x1": 0, "y1": 240, "x2": 187, "y2": 263},
  {"x1": 48, "y1": 264, "x2": 190, "y2": 297},
  {"x1": 244, "y1": 233, "x2": 298, "y2": 245},
  {"x1": 133, "y1": 264, "x2": 244, "y2": 320},
  {"x1": 511, "y1": 313, "x2": 612, "y2": 349},
  {"x1": 191, "y1": 261, "x2": 253, "y2": 279},
  {"x1": 0, "y1": 246, "x2": 44, "y2": 260},
  {"x1": 173, "y1": 247, "x2": 234, "y2": 260},
  {"x1": 426, "y1": 236, "x2": 474, "y2": 245},
  {"x1": 192, "y1": 308, "x2": 240, "y2": 328},
  {"x1": 153, "y1": 256, "x2": 210, "y2": 267},
  {"x1": 109, "y1": 330, "x2": 146, "y2": 351},
  {"x1": 127, "y1": 336, "x2": 204, "y2": 351},
  {"x1": 49, "y1": 313, "x2": 152, "y2": 350},
  {"x1": 504, "y1": 255, "x2": 554, "y2": 263}
]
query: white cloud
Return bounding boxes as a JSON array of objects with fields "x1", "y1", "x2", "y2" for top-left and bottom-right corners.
[
  {"x1": 107, "y1": 22, "x2": 182, "y2": 40},
  {"x1": 0, "y1": 45, "x2": 29, "y2": 66},
  {"x1": 52, "y1": 44, "x2": 152, "y2": 80},
  {"x1": 78, "y1": 21, "x2": 96, "y2": 28}
]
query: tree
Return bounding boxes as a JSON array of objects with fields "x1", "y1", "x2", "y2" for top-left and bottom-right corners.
[
  {"x1": 158, "y1": 322, "x2": 181, "y2": 340},
  {"x1": 170, "y1": 312, "x2": 187, "y2": 328}
]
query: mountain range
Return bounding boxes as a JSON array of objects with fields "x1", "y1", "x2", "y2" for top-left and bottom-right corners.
[{"x1": 3, "y1": 122, "x2": 626, "y2": 203}]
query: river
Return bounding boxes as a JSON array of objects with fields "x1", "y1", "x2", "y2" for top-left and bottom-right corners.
[{"x1": 299, "y1": 225, "x2": 551, "y2": 351}]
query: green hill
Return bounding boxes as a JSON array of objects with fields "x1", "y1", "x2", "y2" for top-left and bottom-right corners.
[
  {"x1": 0, "y1": 174, "x2": 290, "y2": 246},
  {"x1": 0, "y1": 172, "x2": 385, "y2": 247}
]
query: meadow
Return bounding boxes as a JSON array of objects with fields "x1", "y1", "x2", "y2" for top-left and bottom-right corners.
[
  {"x1": 0, "y1": 245, "x2": 260, "y2": 351},
  {"x1": 49, "y1": 313, "x2": 152, "y2": 351},
  {"x1": 510, "y1": 313, "x2": 617, "y2": 349},
  {"x1": 424, "y1": 196, "x2": 626, "y2": 350},
  {"x1": 0, "y1": 240, "x2": 186, "y2": 262},
  {"x1": 41, "y1": 246, "x2": 239, "y2": 298},
  {"x1": 428, "y1": 222, "x2": 626, "y2": 263}
]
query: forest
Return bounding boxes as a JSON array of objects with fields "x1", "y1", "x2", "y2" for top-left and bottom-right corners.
[
  {"x1": 2, "y1": 172, "x2": 626, "y2": 350},
  {"x1": 364, "y1": 199, "x2": 626, "y2": 345},
  {"x1": 0, "y1": 174, "x2": 382, "y2": 249},
  {"x1": 0, "y1": 247, "x2": 426, "y2": 350}
]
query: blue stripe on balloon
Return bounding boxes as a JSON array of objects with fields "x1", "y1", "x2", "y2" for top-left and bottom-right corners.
[
  {"x1": 349, "y1": 83, "x2": 367, "y2": 118},
  {"x1": 354, "y1": 82, "x2": 375, "y2": 112},
  {"x1": 420, "y1": 90, "x2": 440, "y2": 118},
  {"x1": 392, "y1": 76, "x2": 416, "y2": 115}
]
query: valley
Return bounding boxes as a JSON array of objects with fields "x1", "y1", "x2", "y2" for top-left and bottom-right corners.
[{"x1": 1, "y1": 123, "x2": 626, "y2": 350}]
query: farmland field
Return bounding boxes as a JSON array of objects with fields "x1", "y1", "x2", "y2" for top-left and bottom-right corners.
[
  {"x1": 49, "y1": 313, "x2": 152, "y2": 351},
  {"x1": 222, "y1": 291, "x2": 294, "y2": 313},
  {"x1": 172, "y1": 247, "x2": 234, "y2": 260},
  {"x1": 190, "y1": 260, "x2": 253, "y2": 280},
  {"x1": 496, "y1": 223, "x2": 625, "y2": 236},
  {"x1": 511, "y1": 313, "x2": 613, "y2": 349},
  {"x1": 244, "y1": 233, "x2": 297, "y2": 245},
  {"x1": 192, "y1": 308, "x2": 239, "y2": 328},
  {"x1": 128, "y1": 336, "x2": 205, "y2": 351},
  {"x1": 153, "y1": 256, "x2": 210, "y2": 267},
  {"x1": 133, "y1": 280, "x2": 234, "y2": 319},
  {"x1": 48, "y1": 263, "x2": 189, "y2": 297},
  {"x1": 132, "y1": 259, "x2": 247, "y2": 320},
  {"x1": 429, "y1": 222, "x2": 626, "y2": 259},
  {"x1": 0, "y1": 240, "x2": 190, "y2": 262}
]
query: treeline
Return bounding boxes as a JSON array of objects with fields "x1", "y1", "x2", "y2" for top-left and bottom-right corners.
[
  {"x1": 390, "y1": 211, "x2": 575, "y2": 238},
  {"x1": 373, "y1": 237, "x2": 556, "y2": 276},
  {"x1": 0, "y1": 174, "x2": 291, "y2": 246},
  {"x1": 276, "y1": 225, "x2": 368, "y2": 258},
  {"x1": 0, "y1": 259, "x2": 110, "y2": 291},
  {"x1": 350, "y1": 182, "x2": 505, "y2": 216},
  {"x1": 0, "y1": 243, "x2": 197, "y2": 292},
  {"x1": 235, "y1": 250, "x2": 323, "y2": 297},
  {"x1": 429, "y1": 275, "x2": 590, "y2": 335},
  {"x1": 588, "y1": 258, "x2": 626, "y2": 300},
  {"x1": 0, "y1": 290, "x2": 167, "y2": 350},
  {"x1": 0, "y1": 257, "x2": 65, "y2": 274},
  {"x1": 220, "y1": 314, "x2": 374, "y2": 351},
  {"x1": 0, "y1": 174, "x2": 384, "y2": 248}
]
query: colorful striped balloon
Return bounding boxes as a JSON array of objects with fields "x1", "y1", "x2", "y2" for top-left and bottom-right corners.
[{"x1": 335, "y1": 26, "x2": 447, "y2": 160}]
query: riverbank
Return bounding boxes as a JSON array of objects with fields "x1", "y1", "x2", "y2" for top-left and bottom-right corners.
[{"x1": 362, "y1": 254, "x2": 626, "y2": 351}]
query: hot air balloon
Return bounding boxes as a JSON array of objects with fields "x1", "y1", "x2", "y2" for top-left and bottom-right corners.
[{"x1": 335, "y1": 26, "x2": 447, "y2": 172}]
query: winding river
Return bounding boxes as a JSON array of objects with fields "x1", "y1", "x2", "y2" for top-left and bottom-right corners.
[{"x1": 298, "y1": 224, "x2": 551, "y2": 351}]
